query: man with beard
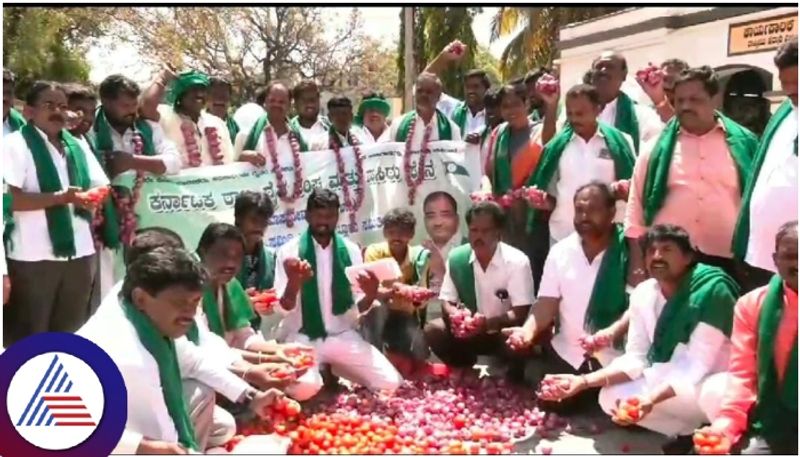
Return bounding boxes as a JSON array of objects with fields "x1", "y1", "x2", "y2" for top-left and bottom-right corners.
[
  {"x1": 353, "y1": 91, "x2": 392, "y2": 144},
  {"x1": 290, "y1": 80, "x2": 330, "y2": 145},
  {"x1": 625, "y1": 66, "x2": 757, "y2": 286},
  {"x1": 425, "y1": 201, "x2": 534, "y2": 381},
  {"x1": 274, "y1": 188, "x2": 402, "y2": 392},
  {"x1": 423, "y1": 41, "x2": 490, "y2": 139},
  {"x1": 733, "y1": 39, "x2": 798, "y2": 293},
  {"x1": 591, "y1": 51, "x2": 664, "y2": 154},
  {"x1": 636, "y1": 59, "x2": 689, "y2": 123},
  {"x1": 207, "y1": 76, "x2": 240, "y2": 143},
  {"x1": 3, "y1": 81, "x2": 110, "y2": 345},
  {"x1": 504, "y1": 183, "x2": 632, "y2": 413},
  {"x1": 526, "y1": 84, "x2": 635, "y2": 245},
  {"x1": 3, "y1": 69, "x2": 25, "y2": 136},
  {"x1": 92, "y1": 74, "x2": 182, "y2": 302},
  {"x1": 543, "y1": 224, "x2": 738, "y2": 454},
  {"x1": 390, "y1": 72, "x2": 461, "y2": 149},
  {"x1": 697, "y1": 221, "x2": 797, "y2": 455}
]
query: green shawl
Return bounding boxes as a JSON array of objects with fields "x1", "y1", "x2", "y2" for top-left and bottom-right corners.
[
  {"x1": 525, "y1": 122, "x2": 635, "y2": 230},
  {"x1": 165, "y1": 70, "x2": 210, "y2": 108},
  {"x1": 584, "y1": 224, "x2": 631, "y2": 335},
  {"x1": 244, "y1": 113, "x2": 309, "y2": 153},
  {"x1": 488, "y1": 123, "x2": 515, "y2": 196},
  {"x1": 93, "y1": 108, "x2": 157, "y2": 249},
  {"x1": 6, "y1": 108, "x2": 26, "y2": 132},
  {"x1": 238, "y1": 243, "x2": 277, "y2": 291},
  {"x1": 299, "y1": 231, "x2": 354, "y2": 340},
  {"x1": 447, "y1": 244, "x2": 478, "y2": 312},
  {"x1": 614, "y1": 92, "x2": 641, "y2": 153},
  {"x1": 732, "y1": 99, "x2": 797, "y2": 260},
  {"x1": 642, "y1": 113, "x2": 756, "y2": 226},
  {"x1": 648, "y1": 264, "x2": 739, "y2": 363},
  {"x1": 751, "y1": 275, "x2": 798, "y2": 442},
  {"x1": 20, "y1": 124, "x2": 91, "y2": 258},
  {"x1": 226, "y1": 115, "x2": 240, "y2": 143},
  {"x1": 3, "y1": 185, "x2": 13, "y2": 250},
  {"x1": 408, "y1": 245, "x2": 431, "y2": 286},
  {"x1": 451, "y1": 101, "x2": 479, "y2": 136},
  {"x1": 394, "y1": 110, "x2": 454, "y2": 142},
  {"x1": 200, "y1": 278, "x2": 256, "y2": 338},
  {"x1": 122, "y1": 299, "x2": 199, "y2": 451}
]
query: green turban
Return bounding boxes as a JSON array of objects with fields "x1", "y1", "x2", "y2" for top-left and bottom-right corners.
[
  {"x1": 165, "y1": 70, "x2": 210, "y2": 108},
  {"x1": 354, "y1": 97, "x2": 391, "y2": 126}
]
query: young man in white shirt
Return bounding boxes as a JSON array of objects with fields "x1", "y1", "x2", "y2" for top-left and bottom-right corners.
[
  {"x1": 390, "y1": 72, "x2": 461, "y2": 148},
  {"x1": 274, "y1": 188, "x2": 402, "y2": 392},
  {"x1": 504, "y1": 183, "x2": 631, "y2": 413},
  {"x1": 541, "y1": 224, "x2": 738, "y2": 454},
  {"x1": 733, "y1": 38, "x2": 798, "y2": 292},
  {"x1": 290, "y1": 80, "x2": 331, "y2": 146},
  {"x1": 425, "y1": 201, "x2": 535, "y2": 381},
  {"x1": 3, "y1": 81, "x2": 110, "y2": 346},
  {"x1": 79, "y1": 247, "x2": 284, "y2": 454}
]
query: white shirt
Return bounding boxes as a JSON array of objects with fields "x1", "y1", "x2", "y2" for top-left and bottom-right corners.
[
  {"x1": 193, "y1": 307, "x2": 244, "y2": 368},
  {"x1": 273, "y1": 235, "x2": 366, "y2": 340},
  {"x1": 309, "y1": 128, "x2": 362, "y2": 151},
  {"x1": 198, "y1": 284, "x2": 264, "y2": 351},
  {"x1": 598, "y1": 95, "x2": 664, "y2": 153},
  {"x1": 439, "y1": 242, "x2": 535, "y2": 318},
  {"x1": 94, "y1": 119, "x2": 182, "y2": 175},
  {"x1": 297, "y1": 117, "x2": 330, "y2": 147},
  {"x1": 157, "y1": 105, "x2": 236, "y2": 168},
  {"x1": 746, "y1": 105, "x2": 798, "y2": 272},
  {"x1": 438, "y1": 92, "x2": 486, "y2": 138},
  {"x1": 3, "y1": 118, "x2": 14, "y2": 137},
  {"x1": 538, "y1": 233, "x2": 623, "y2": 369},
  {"x1": 233, "y1": 102, "x2": 265, "y2": 136},
  {"x1": 388, "y1": 111, "x2": 462, "y2": 149},
  {"x1": 3, "y1": 127, "x2": 109, "y2": 262},
  {"x1": 77, "y1": 287, "x2": 249, "y2": 454},
  {"x1": 546, "y1": 128, "x2": 632, "y2": 241},
  {"x1": 607, "y1": 279, "x2": 731, "y2": 398},
  {"x1": 234, "y1": 125, "x2": 298, "y2": 167},
  {"x1": 355, "y1": 125, "x2": 391, "y2": 144}
]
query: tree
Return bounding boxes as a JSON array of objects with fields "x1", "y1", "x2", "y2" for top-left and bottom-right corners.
[
  {"x1": 112, "y1": 7, "x2": 369, "y2": 103},
  {"x1": 490, "y1": 7, "x2": 625, "y2": 78},
  {"x1": 3, "y1": 7, "x2": 111, "y2": 93}
]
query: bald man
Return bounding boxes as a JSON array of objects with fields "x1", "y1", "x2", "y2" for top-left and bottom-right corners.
[{"x1": 390, "y1": 72, "x2": 461, "y2": 153}]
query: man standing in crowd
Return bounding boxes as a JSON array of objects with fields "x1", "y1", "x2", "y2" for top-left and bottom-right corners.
[
  {"x1": 354, "y1": 92, "x2": 392, "y2": 144},
  {"x1": 391, "y1": 72, "x2": 461, "y2": 147},
  {"x1": 625, "y1": 67, "x2": 757, "y2": 286},
  {"x1": 207, "y1": 76, "x2": 240, "y2": 142},
  {"x1": 290, "y1": 80, "x2": 330, "y2": 144},
  {"x1": 733, "y1": 38, "x2": 798, "y2": 292},
  {"x1": 3, "y1": 69, "x2": 26, "y2": 136},
  {"x1": 311, "y1": 96, "x2": 363, "y2": 150},
  {"x1": 636, "y1": 59, "x2": 690, "y2": 123}
]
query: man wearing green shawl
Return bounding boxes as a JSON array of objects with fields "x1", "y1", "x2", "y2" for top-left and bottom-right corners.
[
  {"x1": 3, "y1": 81, "x2": 110, "y2": 346},
  {"x1": 234, "y1": 191, "x2": 278, "y2": 313},
  {"x1": 504, "y1": 183, "x2": 632, "y2": 413},
  {"x1": 591, "y1": 51, "x2": 665, "y2": 154},
  {"x1": 353, "y1": 91, "x2": 392, "y2": 144},
  {"x1": 389, "y1": 72, "x2": 461, "y2": 146},
  {"x1": 733, "y1": 39, "x2": 798, "y2": 293},
  {"x1": 290, "y1": 80, "x2": 331, "y2": 145},
  {"x1": 625, "y1": 67, "x2": 758, "y2": 287},
  {"x1": 275, "y1": 188, "x2": 402, "y2": 392},
  {"x1": 78, "y1": 247, "x2": 285, "y2": 454},
  {"x1": 543, "y1": 225, "x2": 738, "y2": 453},
  {"x1": 425, "y1": 201, "x2": 533, "y2": 380},
  {"x1": 699, "y1": 222, "x2": 797, "y2": 455},
  {"x1": 423, "y1": 41, "x2": 490, "y2": 139},
  {"x1": 207, "y1": 76, "x2": 241, "y2": 142}
]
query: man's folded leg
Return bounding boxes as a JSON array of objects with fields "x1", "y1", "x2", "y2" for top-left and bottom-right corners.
[
  {"x1": 184, "y1": 380, "x2": 236, "y2": 451},
  {"x1": 320, "y1": 330, "x2": 403, "y2": 392}
]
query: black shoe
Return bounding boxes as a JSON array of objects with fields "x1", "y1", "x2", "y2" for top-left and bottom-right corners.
[{"x1": 661, "y1": 435, "x2": 694, "y2": 455}]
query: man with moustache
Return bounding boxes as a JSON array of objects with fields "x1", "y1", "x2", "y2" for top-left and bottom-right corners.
[
  {"x1": 3, "y1": 81, "x2": 110, "y2": 345},
  {"x1": 390, "y1": 72, "x2": 461, "y2": 149},
  {"x1": 636, "y1": 59, "x2": 690, "y2": 123},
  {"x1": 733, "y1": 39, "x2": 798, "y2": 292},
  {"x1": 625, "y1": 66, "x2": 757, "y2": 286},
  {"x1": 290, "y1": 80, "x2": 331, "y2": 145},
  {"x1": 274, "y1": 188, "x2": 402, "y2": 392},
  {"x1": 425, "y1": 201, "x2": 534, "y2": 380},
  {"x1": 543, "y1": 225, "x2": 738, "y2": 453},
  {"x1": 207, "y1": 76, "x2": 240, "y2": 142},
  {"x1": 353, "y1": 92, "x2": 392, "y2": 144},
  {"x1": 310, "y1": 96, "x2": 363, "y2": 151}
]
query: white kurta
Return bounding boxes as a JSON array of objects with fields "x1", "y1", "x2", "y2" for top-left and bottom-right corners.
[
  {"x1": 598, "y1": 95, "x2": 664, "y2": 154},
  {"x1": 355, "y1": 125, "x2": 391, "y2": 144},
  {"x1": 538, "y1": 233, "x2": 624, "y2": 369},
  {"x1": 273, "y1": 234, "x2": 402, "y2": 393},
  {"x1": 157, "y1": 105, "x2": 236, "y2": 168},
  {"x1": 296, "y1": 116, "x2": 330, "y2": 147},
  {"x1": 599, "y1": 279, "x2": 731, "y2": 436},
  {"x1": 745, "y1": 105, "x2": 798, "y2": 272},
  {"x1": 439, "y1": 242, "x2": 535, "y2": 318},
  {"x1": 388, "y1": 111, "x2": 462, "y2": 149},
  {"x1": 77, "y1": 288, "x2": 249, "y2": 454},
  {"x1": 233, "y1": 103, "x2": 266, "y2": 137}
]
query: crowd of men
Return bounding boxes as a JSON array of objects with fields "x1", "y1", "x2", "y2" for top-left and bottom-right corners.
[{"x1": 0, "y1": 34, "x2": 796, "y2": 455}]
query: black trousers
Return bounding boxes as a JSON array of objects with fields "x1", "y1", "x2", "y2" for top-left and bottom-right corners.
[{"x1": 533, "y1": 342, "x2": 601, "y2": 416}]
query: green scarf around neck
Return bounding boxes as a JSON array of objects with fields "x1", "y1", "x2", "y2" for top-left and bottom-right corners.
[
  {"x1": 488, "y1": 122, "x2": 515, "y2": 196},
  {"x1": 409, "y1": 245, "x2": 431, "y2": 286},
  {"x1": 244, "y1": 113, "x2": 309, "y2": 152},
  {"x1": 3, "y1": 184, "x2": 13, "y2": 250},
  {"x1": 238, "y1": 243, "x2": 276, "y2": 291},
  {"x1": 20, "y1": 124, "x2": 91, "y2": 258},
  {"x1": 298, "y1": 230, "x2": 354, "y2": 340},
  {"x1": 648, "y1": 263, "x2": 739, "y2": 363},
  {"x1": 226, "y1": 115, "x2": 240, "y2": 143},
  {"x1": 614, "y1": 92, "x2": 641, "y2": 153},
  {"x1": 7, "y1": 107, "x2": 26, "y2": 132},
  {"x1": 751, "y1": 275, "x2": 798, "y2": 442},
  {"x1": 447, "y1": 244, "x2": 478, "y2": 312},
  {"x1": 451, "y1": 101, "x2": 478, "y2": 136},
  {"x1": 584, "y1": 224, "x2": 630, "y2": 335},
  {"x1": 121, "y1": 298, "x2": 199, "y2": 451},
  {"x1": 732, "y1": 99, "x2": 797, "y2": 261},
  {"x1": 394, "y1": 109, "x2": 453, "y2": 142},
  {"x1": 525, "y1": 122, "x2": 635, "y2": 231},
  {"x1": 200, "y1": 278, "x2": 256, "y2": 338},
  {"x1": 642, "y1": 113, "x2": 756, "y2": 226}
]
